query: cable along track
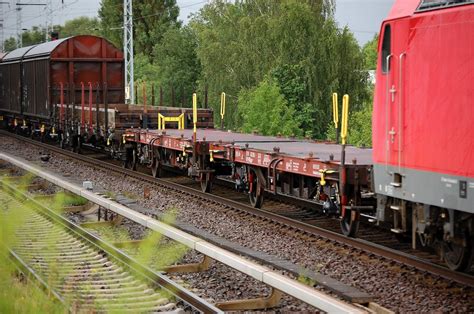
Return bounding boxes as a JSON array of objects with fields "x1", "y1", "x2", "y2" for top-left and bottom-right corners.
[
  {"x1": 1, "y1": 130, "x2": 473, "y2": 288},
  {"x1": 0, "y1": 177, "x2": 220, "y2": 313}
]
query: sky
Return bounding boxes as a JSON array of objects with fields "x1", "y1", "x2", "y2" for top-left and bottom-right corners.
[{"x1": 0, "y1": 0, "x2": 395, "y2": 46}]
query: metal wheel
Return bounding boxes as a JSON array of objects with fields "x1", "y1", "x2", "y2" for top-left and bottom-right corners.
[
  {"x1": 200, "y1": 172, "x2": 212, "y2": 193},
  {"x1": 151, "y1": 157, "x2": 162, "y2": 178},
  {"x1": 443, "y1": 235, "x2": 473, "y2": 271},
  {"x1": 123, "y1": 148, "x2": 134, "y2": 169},
  {"x1": 248, "y1": 168, "x2": 264, "y2": 208},
  {"x1": 340, "y1": 207, "x2": 360, "y2": 237}
]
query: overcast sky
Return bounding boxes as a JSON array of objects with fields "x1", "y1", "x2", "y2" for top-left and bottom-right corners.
[{"x1": 1, "y1": 0, "x2": 394, "y2": 46}]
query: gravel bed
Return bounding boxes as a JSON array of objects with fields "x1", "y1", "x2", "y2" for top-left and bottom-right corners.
[{"x1": 1, "y1": 136, "x2": 472, "y2": 312}]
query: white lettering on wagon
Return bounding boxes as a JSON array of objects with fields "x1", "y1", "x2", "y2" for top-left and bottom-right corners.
[
  {"x1": 263, "y1": 155, "x2": 271, "y2": 166},
  {"x1": 246, "y1": 151, "x2": 256, "y2": 163},
  {"x1": 312, "y1": 164, "x2": 320, "y2": 175},
  {"x1": 469, "y1": 182, "x2": 474, "y2": 189}
]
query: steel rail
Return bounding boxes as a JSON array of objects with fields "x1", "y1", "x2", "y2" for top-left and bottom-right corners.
[
  {"x1": 0, "y1": 175, "x2": 221, "y2": 314},
  {"x1": 2, "y1": 130, "x2": 473, "y2": 288}
]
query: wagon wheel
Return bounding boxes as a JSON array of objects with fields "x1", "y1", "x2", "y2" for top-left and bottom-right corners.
[
  {"x1": 130, "y1": 148, "x2": 138, "y2": 171},
  {"x1": 200, "y1": 172, "x2": 212, "y2": 193},
  {"x1": 59, "y1": 133, "x2": 66, "y2": 149},
  {"x1": 340, "y1": 207, "x2": 360, "y2": 237},
  {"x1": 123, "y1": 147, "x2": 136, "y2": 170},
  {"x1": 443, "y1": 234, "x2": 473, "y2": 271},
  {"x1": 248, "y1": 168, "x2": 264, "y2": 208},
  {"x1": 151, "y1": 157, "x2": 163, "y2": 178}
]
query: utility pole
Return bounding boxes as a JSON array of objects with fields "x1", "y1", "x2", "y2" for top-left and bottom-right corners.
[
  {"x1": 16, "y1": 2, "x2": 47, "y2": 48},
  {"x1": 16, "y1": 5, "x2": 21, "y2": 47},
  {"x1": 0, "y1": 2, "x2": 9, "y2": 52},
  {"x1": 45, "y1": 0, "x2": 52, "y2": 42},
  {"x1": 123, "y1": 0, "x2": 134, "y2": 104}
]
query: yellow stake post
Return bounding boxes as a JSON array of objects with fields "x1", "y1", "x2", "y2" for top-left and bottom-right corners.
[
  {"x1": 341, "y1": 94, "x2": 349, "y2": 145},
  {"x1": 332, "y1": 93, "x2": 339, "y2": 143},
  {"x1": 220, "y1": 92, "x2": 226, "y2": 129},
  {"x1": 192, "y1": 93, "x2": 197, "y2": 142}
]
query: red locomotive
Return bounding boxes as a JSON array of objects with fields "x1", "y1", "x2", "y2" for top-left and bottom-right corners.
[{"x1": 373, "y1": 0, "x2": 474, "y2": 270}]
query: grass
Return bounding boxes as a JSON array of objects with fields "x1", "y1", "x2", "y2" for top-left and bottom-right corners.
[
  {"x1": 0, "y1": 186, "x2": 65, "y2": 313},
  {"x1": 1, "y1": 175, "x2": 188, "y2": 312}
]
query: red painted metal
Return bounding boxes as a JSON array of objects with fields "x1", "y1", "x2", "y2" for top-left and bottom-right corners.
[
  {"x1": 88, "y1": 82, "x2": 93, "y2": 133},
  {"x1": 0, "y1": 35, "x2": 124, "y2": 120},
  {"x1": 143, "y1": 83, "x2": 147, "y2": 114},
  {"x1": 372, "y1": 2, "x2": 474, "y2": 178},
  {"x1": 81, "y1": 82, "x2": 85, "y2": 130},
  {"x1": 59, "y1": 82, "x2": 64, "y2": 129},
  {"x1": 125, "y1": 128, "x2": 371, "y2": 179},
  {"x1": 386, "y1": 0, "x2": 419, "y2": 20}
]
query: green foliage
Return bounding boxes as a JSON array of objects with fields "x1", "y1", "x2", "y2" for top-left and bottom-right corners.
[
  {"x1": 238, "y1": 78, "x2": 302, "y2": 137},
  {"x1": 59, "y1": 17, "x2": 101, "y2": 38},
  {"x1": 0, "y1": 187, "x2": 65, "y2": 313},
  {"x1": 134, "y1": 0, "x2": 181, "y2": 58},
  {"x1": 152, "y1": 26, "x2": 201, "y2": 106},
  {"x1": 98, "y1": 0, "x2": 181, "y2": 57},
  {"x1": 191, "y1": 0, "x2": 370, "y2": 137},
  {"x1": 98, "y1": 0, "x2": 123, "y2": 49},
  {"x1": 134, "y1": 26, "x2": 201, "y2": 107},
  {"x1": 348, "y1": 104, "x2": 373, "y2": 147},
  {"x1": 271, "y1": 64, "x2": 316, "y2": 137},
  {"x1": 326, "y1": 103, "x2": 373, "y2": 147},
  {"x1": 362, "y1": 34, "x2": 379, "y2": 70},
  {"x1": 3, "y1": 27, "x2": 45, "y2": 51}
]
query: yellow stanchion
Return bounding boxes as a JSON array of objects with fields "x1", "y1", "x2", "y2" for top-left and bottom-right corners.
[
  {"x1": 193, "y1": 93, "x2": 197, "y2": 141},
  {"x1": 158, "y1": 113, "x2": 184, "y2": 130},
  {"x1": 332, "y1": 93, "x2": 339, "y2": 129},
  {"x1": 220, "y1": 92, "x2": 226, "y2": 129},
  {"x1": 341, "y1": 94, "x2": 349, "y2": 145}
]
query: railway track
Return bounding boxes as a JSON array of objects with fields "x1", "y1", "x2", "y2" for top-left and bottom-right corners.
[
  {"x1": 2, "y1": 130, "x2": 473, "y2": 288},
  {"x1": 0, "y1": 169, "x2": 220, "y2": 313}
]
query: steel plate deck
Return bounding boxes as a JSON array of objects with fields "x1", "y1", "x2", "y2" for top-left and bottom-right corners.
[{"x1": 141, "y1": 129, "x2": 373, "y2": 165}]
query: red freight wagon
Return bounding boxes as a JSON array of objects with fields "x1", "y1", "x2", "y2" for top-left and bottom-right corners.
[
  {"x1": 0, "y1": 35, "x2": 214, "y2": 151},
  {"x1": 372, "y1": 0, "x2": 474, "y2": 270}
]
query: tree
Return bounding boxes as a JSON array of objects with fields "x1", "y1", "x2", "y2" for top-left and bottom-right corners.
[
  {"x1": 238, "y1": 78, "x2": 302, "y2": 137},
  {"x1": 362, "y1": 34, "x2": 378, "y2": 70},
  {"x1": 134, "y1": 0, "x2": 180, "y2": 58},
  {"x1": 3, "y1": 27, "x2": 45, "y2": 51},
  {"x1": 191, "y1": 0, "x2": 370, "y2": 138},
  {"x1": 98, "y1": 0, "x2": 123, "y2": 49},
  {"x1": 152, "y1": 26, "x2": 201, "y2": 106},
  {"x1": 60, "y1": 17, "x2": 100, "y2": 38},
  {"x1": 98, "y1": 0, "x2": 180, "y2": 58},
  {"x1": 3, "y1": 38, "x2": 16, "y2": 52}
]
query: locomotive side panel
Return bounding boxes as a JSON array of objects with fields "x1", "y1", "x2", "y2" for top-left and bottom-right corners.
[{"x1": 373, "y1": 5, "x2": 474, "y2": 213}]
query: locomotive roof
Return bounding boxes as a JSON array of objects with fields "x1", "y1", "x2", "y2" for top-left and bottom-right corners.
[{"x1": 387, "y1": 0, "x2": 473, "y2": 20}]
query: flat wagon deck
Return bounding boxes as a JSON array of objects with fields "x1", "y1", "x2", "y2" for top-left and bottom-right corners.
[{"x1": 123, "y1": 128, "x2": 374, "y2": 236}]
